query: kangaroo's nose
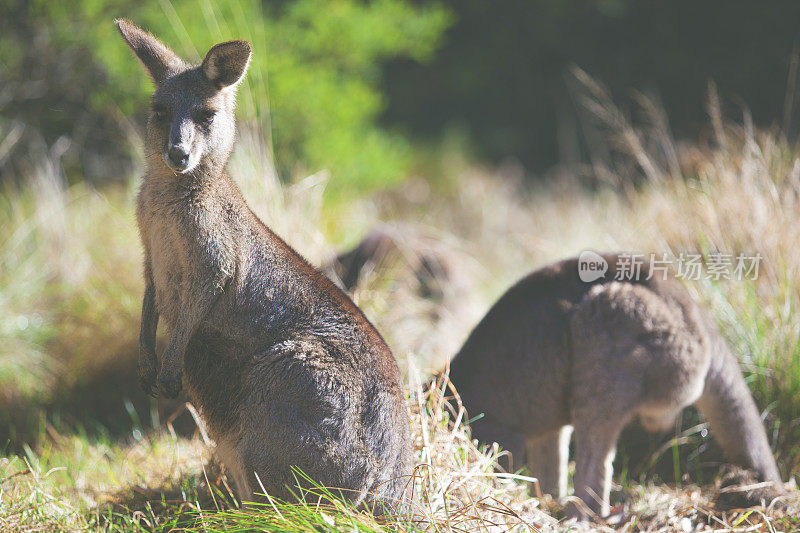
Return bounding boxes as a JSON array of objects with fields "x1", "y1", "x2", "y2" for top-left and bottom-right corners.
[{"x1": 168, "y1": 146, "x2": 190, "y2": 169}]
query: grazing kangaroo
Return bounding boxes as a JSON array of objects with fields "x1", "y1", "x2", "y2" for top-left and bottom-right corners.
[
  {"x1": 447, "y1": 253, "x2": 783, "y2": 521},
  {"x1": 327, "y1": 229, "x2": 399, "y2": 291},
  {"x1": 116, "y1": 20, "x2": 411, "y2": 508},
  {"x1": 325, "y1": 226, "x2": 450, "y2": 297}
]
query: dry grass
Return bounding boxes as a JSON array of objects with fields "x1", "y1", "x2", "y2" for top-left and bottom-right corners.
[{"x1": 2, "y1": 82, "x2": 800, "y2": 530}]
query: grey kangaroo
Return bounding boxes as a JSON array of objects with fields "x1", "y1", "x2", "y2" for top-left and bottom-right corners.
[
  {"x1": 116, "y1": 20, "x2": 411, "y2": 508},
  {"x1": 447, "y1": 253, "x2": 783, "y2": 521}
]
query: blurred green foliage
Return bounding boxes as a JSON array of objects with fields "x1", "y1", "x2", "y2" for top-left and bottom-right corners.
[{"x1": 0, "y1": 0, "x2": 450, "y2": 199}]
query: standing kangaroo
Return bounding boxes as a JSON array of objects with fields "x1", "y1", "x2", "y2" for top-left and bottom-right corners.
[
  {"x1": 116, "y1": 20, "x2": 411, "y2": 508},
  {"x1": 448, "y1": 253, "x2": 783, "y2": 521}
]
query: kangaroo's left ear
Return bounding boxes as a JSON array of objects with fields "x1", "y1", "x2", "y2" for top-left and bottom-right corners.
[{"x1": 201, "y1": 40, "x2": 252, "y2": 90}]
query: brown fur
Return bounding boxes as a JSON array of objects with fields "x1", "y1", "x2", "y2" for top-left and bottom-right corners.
[
  {"x1": 448, "y1": 254, "x2": 783, "y2": 520},
  {"x1": 116, "y1": 19, "x2": 411, "y2": 508}
]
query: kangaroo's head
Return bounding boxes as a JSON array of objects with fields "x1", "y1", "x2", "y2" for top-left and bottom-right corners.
[{"x1": 116, "y1": 19, "x2": 251, "y2": 175}]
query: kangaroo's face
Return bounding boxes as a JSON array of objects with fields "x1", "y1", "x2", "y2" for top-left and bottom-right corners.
[
  {"x1": 116, "y1": 20, "x2": 251, "y2": 175},
  {"x1": 148, "y1": 70, "x2": 237, "y2": 174}
]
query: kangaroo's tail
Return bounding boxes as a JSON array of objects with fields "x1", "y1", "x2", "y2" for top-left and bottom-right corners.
[{"x1": 695, "y1": 333, "x2": 782, "y2": 487}]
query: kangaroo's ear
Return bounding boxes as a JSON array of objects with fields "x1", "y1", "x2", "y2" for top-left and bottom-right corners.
[
  {"x1": 115, "y1": 19, "x2": 183, "y2": 85},
  {"x1": 201, "y1": 40, "x2": 252, "y2": 90}
]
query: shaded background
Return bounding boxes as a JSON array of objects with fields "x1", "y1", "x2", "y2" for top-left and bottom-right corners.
[
  {"x1": 384, "y1": 0, "x2": 800, "y2": 172},
  {"x1": 384, "y1": 0, "x2": 800, "y2": 171}
]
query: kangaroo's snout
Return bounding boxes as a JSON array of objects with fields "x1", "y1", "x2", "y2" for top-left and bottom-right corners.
[
  {"x1": 167, "y1": 145, "x2": 190, "y2": 170},
  {"x1": 163, "y1": 117, "x2": 197, "y2": 172}
]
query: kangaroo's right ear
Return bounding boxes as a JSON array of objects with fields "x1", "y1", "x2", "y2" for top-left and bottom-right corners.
[
  {"x1": 115, "y1": 19, "x2": 183, "y2": 85},
  {"x1": 201, "y1": 40, "x2": 252, "y2": 90}
]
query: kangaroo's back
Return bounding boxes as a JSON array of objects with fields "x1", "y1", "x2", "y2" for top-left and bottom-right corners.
[
  {"x1": 450, "y1": 255, "x2": 694, "y2": 428},
  {"x1": 449, "y1": 257, "x2": 592, "y2": 433}
]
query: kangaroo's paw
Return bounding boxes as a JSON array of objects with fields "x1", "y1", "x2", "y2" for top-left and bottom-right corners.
[
  {"x1": 138, "y1": 358, "x2": 159, "y2": 397},
  {"x1": 156, "y1": 371, "x2": 183, "y2": 399}
]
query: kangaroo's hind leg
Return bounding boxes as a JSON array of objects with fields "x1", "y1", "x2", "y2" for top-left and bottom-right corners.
[
  {"x1": 569, "y1": 350, "x2": 634, "y2": 520},
  {"x1": 570, "y1": 415, "x2": 628, "y2": 520},
  {"x1": 214, "y1": 439, "x2": 255, "y2": 507},
  {"x1": 526, "y1": 426, "x2": 572, "y2": 499}
]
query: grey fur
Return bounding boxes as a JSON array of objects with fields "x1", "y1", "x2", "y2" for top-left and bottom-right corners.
[{"x1": 448, "y1": 254, "x2": 783, "y2": 520}]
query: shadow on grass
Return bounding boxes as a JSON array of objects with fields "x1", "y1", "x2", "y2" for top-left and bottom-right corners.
[
  {"x1": 1, "y1": 338, "x2": 199, "y2": 454},
  {"x1": 97, "y1": 465, "x2": 409, "y2": 533},
  {"x1": 97, "y1": 459, "x2": 239, "y2": 531}
]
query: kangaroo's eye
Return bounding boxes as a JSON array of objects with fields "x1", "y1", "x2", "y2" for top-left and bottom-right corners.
[
  {"x1": 152, "y1": 105, "x2": 168, "y2": 120},
  {"x1": 195, "y1": 110, "x2": 215, "y2": 126}
]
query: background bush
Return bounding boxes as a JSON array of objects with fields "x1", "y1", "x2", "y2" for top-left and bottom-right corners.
[
  {"x1": 6, "y1": 1, "x2": 800, "y2": 189},
  {"x1": 0, "y1": 0, "x2": 449, "y2": 199}
]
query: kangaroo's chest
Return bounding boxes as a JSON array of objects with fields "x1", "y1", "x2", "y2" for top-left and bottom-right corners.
[
  {"x1": 138, "y1": 184, "x2": 238, "y2": 328},
  {"x1": 137, "y1": 196, "x2": 188, "y2": 326}
]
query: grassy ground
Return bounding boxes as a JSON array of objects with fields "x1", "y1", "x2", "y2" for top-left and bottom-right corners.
[{"x1": 2, "y1": 89, "x2": 800, "y2": 531}]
